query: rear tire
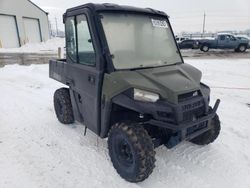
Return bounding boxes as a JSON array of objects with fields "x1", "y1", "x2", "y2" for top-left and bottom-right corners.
[
  {"x1": 237, "y1": 44, "x2": 247, "y2": 52},
  {"x1": 108, "y1": 123, "x2": 156, "y2": 182},
  {"x1": 190, "y1": 114, "x2": 220, "y2": 145},
  {"x1": 54, "y1": 88, "x2": 74, "y2": 124},
  {"x1": 201, "y1": 45, "x2": 210, "y2": 52}
]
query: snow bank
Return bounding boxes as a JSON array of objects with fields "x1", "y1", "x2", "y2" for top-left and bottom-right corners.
[
  {"x1": 0, "y1": 38, "x2": 65, "y2": 53},
  {"x1": 0, "y1": 59, "x2": 250, "y2": 188}
]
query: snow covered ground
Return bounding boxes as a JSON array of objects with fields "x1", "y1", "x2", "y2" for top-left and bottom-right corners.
[{"x1": 0, "y1": 59, "x2": 250, "y2": 188}]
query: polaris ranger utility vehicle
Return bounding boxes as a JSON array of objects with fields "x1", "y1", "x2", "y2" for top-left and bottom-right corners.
[{"x1": 49, "y1": 3, "x2": 221, "y2": 182}]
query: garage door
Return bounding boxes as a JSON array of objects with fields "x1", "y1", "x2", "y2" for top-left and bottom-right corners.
[
  {"x1": 23, "y1": 18, "x2": 41, "y2": 44},
  {"x1": 0, "y1": 15, "x2": 20, "y2": 48}
]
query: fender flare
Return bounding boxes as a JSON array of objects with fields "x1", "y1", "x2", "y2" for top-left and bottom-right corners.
[{"x1": 99, "y1": 94, "x2": 155, "y2": 138}]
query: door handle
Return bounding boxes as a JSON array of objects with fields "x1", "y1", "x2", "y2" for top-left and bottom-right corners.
[{"x1": 88, "y1": 75, "x2": 95, "y2": 84}]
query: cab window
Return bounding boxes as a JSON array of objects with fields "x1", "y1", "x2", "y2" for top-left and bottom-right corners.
[
  {"x1": 65, "y1": 17, "x2": 77, "y2": 63},
  {"x1": 225, "y1": 35, "x2": 231, "y2": 40},
  {"x1": 76, "y1": 15, "x2": 96, "y2": 66},
  {"x1": 219, "y1": 35, "x2": 225, "y2": 40},
  {"x1": 230, "y1": 36, "x2": 236, "y2": 41}
]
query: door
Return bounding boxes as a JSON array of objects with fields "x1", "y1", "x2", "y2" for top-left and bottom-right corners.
[
  {"x1": 65, "y1": 14, "x2": 103, "y2": 134},
  {"x1": 217, "y1": 35, "x2": 226, "y2": 48},
  {"x1": 0, "y1": 15, "x2": 19, "y2": 48},
  {"x1": 227, "y1": 35, "x2": 237, "y2": 48},
  {"x1": 23, "y1": 18, "x2": 41, "y2": 43},
  {"x1": 218, "y1": 35, "x2": 235, "y2": 49}
]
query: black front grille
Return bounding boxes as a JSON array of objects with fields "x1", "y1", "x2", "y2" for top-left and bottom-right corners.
[
  {"x1": 182, "y1": 106, "x2": 205, "y2": 122},
  {"x1": 179, "y1": 96, "x2": 205, "y2": 123},
  {"x1": 181, "y1": 100, "x2": 202, "y2": 112},
  {"x1": 154, "y1": 94, "x2": 205, "y2": 125}
]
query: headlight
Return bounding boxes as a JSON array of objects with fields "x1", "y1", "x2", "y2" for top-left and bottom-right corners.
[{"x1": 134, "y1": 89, "x2": 159, "y2": 102}]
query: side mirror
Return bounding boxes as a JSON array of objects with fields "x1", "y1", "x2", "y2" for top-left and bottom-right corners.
[{"x1": 88, "y1": 39, "x2": 92, "y2": 43}]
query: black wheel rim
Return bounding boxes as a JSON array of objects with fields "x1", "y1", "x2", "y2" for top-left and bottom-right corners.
[
  {"x1": 114, "y1": 136, "x2": 134, "y2": 167},
  {"x1": 203, "y1": 46, "x2": 208, "y2": 51},
  {"x1": 240, "y1": 46, "x2": 245, "y2": 51}
]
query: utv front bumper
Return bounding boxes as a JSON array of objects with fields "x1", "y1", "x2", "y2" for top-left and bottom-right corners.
[
  {"x1": 147, "y1": 99, "x2": 220, "y2": 147},
  {"x1": 113, "y1": 94, "x2": 220, "y2": 148}
]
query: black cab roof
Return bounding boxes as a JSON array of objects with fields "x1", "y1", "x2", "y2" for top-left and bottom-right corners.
[{"x1": 65, "y1": 3, "x2": 168, "y2": 17}]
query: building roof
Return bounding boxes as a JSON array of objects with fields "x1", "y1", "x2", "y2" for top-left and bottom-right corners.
[{"x1": 27, "y1": 0, "x2": 49, "y2": 15}]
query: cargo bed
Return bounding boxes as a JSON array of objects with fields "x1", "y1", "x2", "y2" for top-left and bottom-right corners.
[{"x1": 49, "y1": 59, "x2": 68, "y2": 85}]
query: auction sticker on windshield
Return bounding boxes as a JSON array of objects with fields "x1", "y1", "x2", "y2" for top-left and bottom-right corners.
[{"x1": 151, "y1": 19, "x2": 168, "y2": 28}]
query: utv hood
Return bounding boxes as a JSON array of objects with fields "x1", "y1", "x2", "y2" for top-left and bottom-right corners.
[
  {"x1": 135, "y1": 63, "x2": 201, "y2": 103},
  {"x1": 103, "y1": 64, "x2": 201, "y2": 104},
  {"x1": 137, "y1": 63, "x2": 201, "y2": 91},
  {"x1": 107, "y1": 63, "x2": 202, "y2": 104}
]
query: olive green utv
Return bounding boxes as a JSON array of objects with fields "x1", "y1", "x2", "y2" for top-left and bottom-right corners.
[{"x1": 49, "y1": 3, "x2": 221, "y2": 183}]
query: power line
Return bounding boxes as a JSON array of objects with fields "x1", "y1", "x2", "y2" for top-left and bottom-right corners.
[
  {"x1": 167, "y1": 9, "x2": 250, "y2": 14},
  {"x1": 172, "y1": 15, "x2": 250, "y2": 20},
  {"x1": 172, "y1": 21, "x2": 250, "y2": 26}
]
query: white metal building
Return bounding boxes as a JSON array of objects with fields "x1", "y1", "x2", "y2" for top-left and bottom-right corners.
[{"x1": 0, "y1": 0, "x2": 50, "y2": 48}]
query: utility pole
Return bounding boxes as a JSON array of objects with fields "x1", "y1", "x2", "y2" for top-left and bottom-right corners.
[
  {"x1": 55, "y1": 17, "x2": 59, "y2": 37},
  {"x1": 202, "y1": 12, "x2": 206, "y2": 38},
  {"x1": 49, "y1": 20, "x2": 53, "y2": 38}
]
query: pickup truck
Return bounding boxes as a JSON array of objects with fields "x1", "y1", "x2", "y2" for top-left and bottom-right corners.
[{"x1": 199, "y1": 33, "x2": 249, "y2": 52}]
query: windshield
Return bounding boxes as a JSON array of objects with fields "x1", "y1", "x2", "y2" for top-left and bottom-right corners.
[{"x1": 100, "y1": 12, "x2": 182, "y2": 70}]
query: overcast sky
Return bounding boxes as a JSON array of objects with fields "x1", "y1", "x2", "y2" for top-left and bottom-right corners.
[{"x1": 32, "y1": 0, "x2": 250, "y2": 33}]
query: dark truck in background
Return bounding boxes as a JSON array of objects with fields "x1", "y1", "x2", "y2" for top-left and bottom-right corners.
[{"x1": 199, "y1": 33, "x2": 249, "y2": 52}]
